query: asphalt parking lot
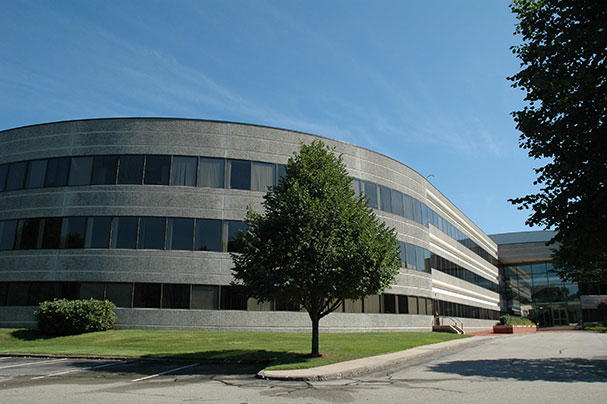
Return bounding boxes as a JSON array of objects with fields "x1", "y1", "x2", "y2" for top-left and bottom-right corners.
[
  {"x1": 0, "y1": 355, "x2": 263, "y2": 382},
  {"x1": 2, "y1": 332, "x2": 606, "y2": 404}
]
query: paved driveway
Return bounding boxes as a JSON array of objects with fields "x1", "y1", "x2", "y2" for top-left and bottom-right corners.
[{"x1": 1, "y1": 331, "x2": 606, "y2": 403}]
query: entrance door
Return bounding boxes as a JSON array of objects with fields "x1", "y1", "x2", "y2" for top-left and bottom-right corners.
[{"x1": 552, "y1": 307, "x2": 568, "y2": 326}]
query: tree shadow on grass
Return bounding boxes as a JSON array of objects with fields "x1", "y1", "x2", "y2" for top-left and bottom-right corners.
[
  {"x1": 79, "y1": 350, "x2": 313, "y2": 377},
  {"x1": 429, "y1": 358, "x2": 607, "y2": 383},
  {"x1": 10, "y1": 329, "x2": 60, "y2": 341}
]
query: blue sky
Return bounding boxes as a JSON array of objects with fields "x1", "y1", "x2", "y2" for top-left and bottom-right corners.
[{"x1": 0, "y1": 0, "x2": 542, "y2": 235}]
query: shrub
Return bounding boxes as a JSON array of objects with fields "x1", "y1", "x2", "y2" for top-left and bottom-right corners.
[
  {"x1": 35, "y1": 299, "x2": 117, "y2": 335},
  {"x1": 498, "y1": 314, "x2": 535, "y2": 326}
]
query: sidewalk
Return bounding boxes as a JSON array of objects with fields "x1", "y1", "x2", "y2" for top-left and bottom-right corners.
[{"x1": 258, "y1": 335, "x2": 494, "y2": 381}]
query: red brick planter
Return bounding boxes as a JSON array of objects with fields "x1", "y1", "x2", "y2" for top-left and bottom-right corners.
[{"x1": 493, "y1": 324, "x2": 538, "y2": 334}]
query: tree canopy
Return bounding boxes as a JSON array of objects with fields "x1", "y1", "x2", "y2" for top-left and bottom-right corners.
[
  {"x1": 508, "y1": 0, "x2": 607, "y2": 282},
  {"x1": 231, "y1": 140, "x2": 400, "y2": 355}
]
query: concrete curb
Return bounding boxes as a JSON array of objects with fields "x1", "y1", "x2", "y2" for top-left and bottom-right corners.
[{"x1": 258, "y1": 335, "x2": 494, "y2": 381}]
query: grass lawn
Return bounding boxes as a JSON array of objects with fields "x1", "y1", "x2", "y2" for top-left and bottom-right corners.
[{"x1": 0, "y1": 328, "x2": 468, "y2": 370}]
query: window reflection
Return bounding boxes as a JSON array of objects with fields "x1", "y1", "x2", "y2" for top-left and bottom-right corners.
[
  {"x1": 41, "y1": 217, "x2": 62, "y2": 249},
  {"x1": 363, "y1": 181, "x2": 378, "y2": 209},
  {"x1": 110, "y1": 217, "x2": 138, "y2": 249},
  {"x1": 26, "y1": 160, "x2": 47, "y2": 189},
  {"x1": 117, "y1": 155, "x2": 144, "y2": 185},
  {"x1": 167, "y1": 218, "x2": 194, "y2": 250},
  {"x1": 144, "y1": 155, "x2": 170, "y2": 185},
  {"x1": 68, "y1": 157, "x2": 93, "y2": 186},
  {"x1": 226, "y1": 220, "x2": 248, "y2": 252},
  {"x1": 0, "y1": 164, "x2": 8, "y2": 191},
  {"x1": 17, "y1": 218, "x2": 41, "y2": 249},
  {"x1": 6, "y1": 161, "x2": 28, "y2": 191},
  {"x1": 85, "y1": 217, "x2": 111, "y2": 248},
  {"x1": 227, "y1": 159, "x2": 251, "y2": 190},
  {"x1": 62, "y1": 217, "x2": 87, "y2": 248},
  {"x1": 92, "y1": 155, "x2": 118, "y2": 185},
  {"x1": 0, "y1": 220, "x2": 17, "y2": 250},
  {"x1": 138, "y1": 217, "x2": 165, "y2": 249},
  {"x1": 194, "y1": 219, "x2": 221, "y2": 251},
  {"x1": 45, "y1": 158, "x2": 69, "y2": 187}
]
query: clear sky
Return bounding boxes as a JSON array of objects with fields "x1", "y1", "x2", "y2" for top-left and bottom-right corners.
[{"x1": 0, "y1": 0, "x2": 543, "y2": 235}]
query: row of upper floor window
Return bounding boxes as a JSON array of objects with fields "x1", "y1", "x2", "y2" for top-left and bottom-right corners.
[
  {"x1": 352, "y1": 178, "x2": 498, "y2": 266},
  {"x1": 0, "y1": 215, "x2": 499, "y2": 292},
  {"x1": 0, "y1": 280, "x2": 500, "y2": 320},
  {"x1": 0, "y1": 154, "x2": 497, "y2": 266}
]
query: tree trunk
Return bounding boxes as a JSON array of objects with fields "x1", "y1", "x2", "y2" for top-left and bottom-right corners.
[{"x1": 311, "y1": 314, "x2": 320, "y2": 356}]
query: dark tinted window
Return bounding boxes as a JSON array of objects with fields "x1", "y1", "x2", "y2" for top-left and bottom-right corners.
[
  {"x1": 68, "y1": 156, "x2": 93, "y2": 186},
  {"x1": 6, "y1": 282, "x2": 30, "y2": 305},
  {"x1": 391, "y1": 189, "x2": 404, "y2": 217},
  {"x1": 220, "y1": 286, "x2": 247, "y2": 310},
  {"x1": 0, "y1": 220, "x2": 18, "y2": 250},
  {"x1": 5, "y1": 161, "x2": 28, "y2": 191},
  {"x1": 350, "y1": 178, "x2": 362, "y2": 197},
  {"x1": 398, "y1": 295, "x2": 408, "y2": 314},
  {"x1": 85, "y1": 217, "x2": 111, "y2": 248},
  {"x1": 171, "y1": 156, "x2": 197, "y2": 186},
  {"x1": 0, "y1": 164, "x2": 8, "y2": 191},
  {"x1": 363, "y1": 181, "x2": 378, "y2": 209},
  {"x1": 41, "y1": 217, "x2": 62, "y2": 249},
  {"x1": 198, "y1": 157, "x2": 224, "y2": 188},
  {"x1": 91, "y1": 155, "x2": 118, "y2": 185},
  {"x1": 191, "y1": 285, "x2": 219, "y2": 309},
  {"x1": 45, "y1": 157, "x2": 69, "y2": 187},
  {"x1": 194, "y1": 219, "x2": 221, "y2": 251},
  {"x1": 79, "y1": 282, "x2": 105, "y2": 300},
  {"x1": 379, "y1": 186, "x2": 392, "y2": 213},
  {"x1": 228, "y1": 159, "x2": 251, "y2": 190},
  {"x1": 226, "y1": 220, "x2": 247, "y2": 253},
  {"x1": 277, "y1": 164, "x2": 287, "y2": 185},
  {"x1": 406, "y1": 243, "x2": 417, "y2": 270},
  {"x1": 106, "y1": 283, "x2": 133, "y2": 307},
  {"x1": 138, "y1": 217, "x2": 166, "y2": 249},
  {"x1": 18, "y1": 218, "x2": 41, "y2": 249},
  {"x1": 111, "y1": 217, "x2": 138, "y2": 249},
  {"x1": 0, "y1": 282, "x2": 7, "y2": 306},
  {"x1": 62, "y1": 217, "x2": 87, "y2": 248},
  {"x1": 133, "y1": 283, "x2": 161, "y2": 308},
  {"x1": 117, "y1": 155, "x2": 144, "y2": 184},
  {"x1": 167, "y1": 218, "x2": 194, "y2": 250},
  {"x1": 412, "y1": 199, "x2": 422, "y2": 224},
  {"x1": 383, "y1": 294, "x2": 397, "y2": 313},
  {"x1": 28, "y1": 282, "x2": 57, "y2": 305},
  {"x1": 144, "y1": 155, "x2": 170, "y2": 185},
  {"x1": 403, "y1": 194, "x2": 414, "y2": 220},
  {"x1": 162, "y1": 284, "x2": 190, "y2": 309},
  {"x1": 26, "y1": 160, "x2": 47, "y2": 189}
]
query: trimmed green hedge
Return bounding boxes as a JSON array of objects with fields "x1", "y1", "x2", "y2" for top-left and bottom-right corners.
[
  {"x1": 498, "y1": 314, "x2": 535, "y2": 326},
  {"x1": 35, "y1": 299, "x2": 117, "y2": 336}
]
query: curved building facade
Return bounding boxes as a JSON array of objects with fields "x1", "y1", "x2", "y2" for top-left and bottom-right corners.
[{"x1": 0, "y1": 118, "x2": 501, "y2": 332}]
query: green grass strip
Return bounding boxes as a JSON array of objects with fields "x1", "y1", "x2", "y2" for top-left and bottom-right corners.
[{"x1": 0, "y1": 328, "x2": 468, "y2": 370}]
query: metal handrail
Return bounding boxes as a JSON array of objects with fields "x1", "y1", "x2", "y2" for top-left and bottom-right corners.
[{"x1": 442, "y1": 316, "x2": 464, "y2": 332}]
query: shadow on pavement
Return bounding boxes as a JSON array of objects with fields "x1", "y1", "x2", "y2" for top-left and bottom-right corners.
[{"x1": 429, "y1": 357, "x2": 607, "y2": 382}]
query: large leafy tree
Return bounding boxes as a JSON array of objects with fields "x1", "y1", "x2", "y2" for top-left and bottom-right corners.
[
  {"x1": 231, "y1": 140, "x2": 400, "y2": 356},
  {"x1": 508, "y1": 0, "x2": 607, "y2": 282}
]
